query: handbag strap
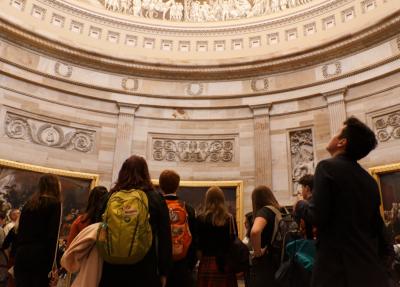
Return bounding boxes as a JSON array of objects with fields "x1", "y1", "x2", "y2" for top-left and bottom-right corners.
[
  {"x1": 51, "y1": 202, "x2": 63, "y2": 272},
  {"x1": 229, "y1": 215, "x2": 238, "y2": 238}
]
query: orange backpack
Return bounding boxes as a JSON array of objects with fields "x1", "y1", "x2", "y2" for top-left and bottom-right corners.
[{"x1": 165, "y1": 200, "x2": 192, "y2": 261}]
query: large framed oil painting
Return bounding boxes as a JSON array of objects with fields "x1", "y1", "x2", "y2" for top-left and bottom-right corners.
[
  {"x1": 370, "y1": 163, "x2": 400, "y2": 223},
  {"x1": 152, "y1": 180, "x2": 244, "y2": 237},
  {"x1": 0, "y1": 158, "x2": 99, "y2": 240}
]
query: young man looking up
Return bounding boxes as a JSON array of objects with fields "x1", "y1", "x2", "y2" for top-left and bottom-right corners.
[
  {"x1": 307, "y1": 116, "x2": 393, "y2": 287},
  {"x1": 159, "y1": 170, "x2": 197, "y2": 287},
  {"x1": 294, "y1": 174, "x2": 314, "y2": 239}
]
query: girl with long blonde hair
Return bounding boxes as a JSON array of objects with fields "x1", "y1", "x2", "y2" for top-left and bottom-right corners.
[{"x1": 197, "y1": 186, "x2": 238, "y2": 287}]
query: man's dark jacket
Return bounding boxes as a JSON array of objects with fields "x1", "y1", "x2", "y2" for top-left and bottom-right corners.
[{"x1": 307, "y1": 154, "x2": 392, "y2": 287}]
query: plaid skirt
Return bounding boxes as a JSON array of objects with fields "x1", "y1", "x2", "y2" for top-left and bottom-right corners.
[{"x1": 197, "y1": 256, "x2": 238, "y2": 287}]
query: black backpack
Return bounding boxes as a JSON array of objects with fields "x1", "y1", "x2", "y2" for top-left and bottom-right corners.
[
  {"x1": 266, "y1": 206, "x2": 300, "y2": 266},
  {"x1": 226, "y1": 216, "x2": 250, "y2": 273}
]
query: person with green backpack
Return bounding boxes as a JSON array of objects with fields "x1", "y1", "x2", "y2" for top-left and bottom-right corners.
[{"x1": 97, "y1": 155, "x2": 172, "y2": 287}]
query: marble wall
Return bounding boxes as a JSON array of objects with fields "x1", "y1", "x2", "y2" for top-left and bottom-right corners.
[{"x1": 0, "y1": 34, "x2": 400, "y2": 220}]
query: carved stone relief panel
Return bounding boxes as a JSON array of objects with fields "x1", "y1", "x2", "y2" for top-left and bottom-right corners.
[
  {"x1": 100, "y1": 0, "x2": 314, "y2": 22},
  {"x1": 289, "y1": 128, "x2": 314, "y2": 196},
  {"x1": 372, "y1": 110, "x2": 400, "y2": 143},
  {"x1": 151, "y1": 135, "x2": 235, "y2": 162},
  {"x1": 4, "y1": 112, "x2": 95, "y2": 153}
]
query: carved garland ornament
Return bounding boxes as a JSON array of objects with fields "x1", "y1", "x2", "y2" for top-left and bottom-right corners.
[
  {"x1": 251, "y1": 77, "x2": 269, "y2": 92},
  {"x1": 373, "y1": 111, "x2": 400, "y2": 143},
  {"x1": 289, "y1": 129, "x2": 314, "y2": 196},
  {"x1": 4, "y1": 113, "x2": 95, "y2": 153},
  {"x1": 152, "y1": 139, "x2": 234, "y2": 162},
  {"x1": 322, "y1": 61, "x2": 342, "y2": 78}
]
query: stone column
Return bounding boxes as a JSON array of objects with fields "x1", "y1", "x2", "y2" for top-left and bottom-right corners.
[
  {"x1": 250, "y1": 104, "x2": 272, "y2": 187},
  {"x1": 324, "y1": 89, "x2": 347, "y2": 136},
  {"x1": 112, "y1": 103, "x2": 137, "y2": 182}
]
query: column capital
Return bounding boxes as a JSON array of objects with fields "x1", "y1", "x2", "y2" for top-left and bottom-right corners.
[
  {"x1": 117, "y1": 103, "x2": 138, "y2": 115},
  {"x1": 250, "y1": 104, "x2": 272, "y2": 117},
  {"x1": 323, "y1": 88, "x2": 347, "y2": 104}
]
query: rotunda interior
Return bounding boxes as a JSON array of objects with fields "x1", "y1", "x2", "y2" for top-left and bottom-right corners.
[{"x1": 0, "y1": 0, "x2": 400, "y2": 237}]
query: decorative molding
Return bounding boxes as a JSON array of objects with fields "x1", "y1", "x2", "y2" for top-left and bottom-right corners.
[
  {"x1": 51, "y1": 13, "x2": 65, "y2": 28},
  {"x1": 54, "y1": 62, "x2": 72, "y2": 78},
  {"x1": 121, "y1": 77, "x2": 138, "y2": 91},
  {"x1": 0, "y1": 9, "x2": 399, "y2": 80},
  {"x1": 4, "y1": 112, "x2": 95, "y2": 153},
  {"x1": 31, "y1": 5, "x2": 46, "y2": 20},
  {"x1": 152, "y1": 138, "x2": 234, "y2": 162},
  {"x1": 34, "y1": 0, "x2": 353, "y2": 36},
  {"x1": 172, "y1": 108, "x2": 189, "y2": 119},
  {"x1": 322, "y1": 61, "x2": 342, "y2": 78},
  {"x1": 341, "y1": 7, "x2": 355, "y2": 22},
  {"x1": 289, "y1": 128, "x2": 314, "y2": 196},
  {"x1": 186, "y1": 82, "x2": 204, "y2": 96},
  {"x1": 251, "y1": 78, "x2": 269, "y2": 92},
  {"x1": 372, "y1": 110, "x2": 400, "y2": 142},
  {"x1": 361, "y1": 0, "x2": 377, "y2": 13},
  {"x1": 9, "y1": 0, "x2": 26, "y2": 11}
]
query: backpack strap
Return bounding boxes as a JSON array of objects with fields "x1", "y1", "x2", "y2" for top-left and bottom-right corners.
[
  {"x1": 49, "y1": 202, "x2": 63, "y2": 279},
  {"x1": 265, "y1": 205, "x2": 282, "y2": 244},
  {"x1": 229, "y1": 214, "x2": 238, "y2": 238}
]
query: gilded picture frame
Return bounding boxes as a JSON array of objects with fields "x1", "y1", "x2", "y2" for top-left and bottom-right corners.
[
  {"x1": 0, "y1": 158, "x2": 99, "y2": 239},
  {"x1": 370, "y1": 162, "x2": 400, "y2": 221},
  {"x1": 152, "y1": 179, "x2": 244, "y2": 238}
]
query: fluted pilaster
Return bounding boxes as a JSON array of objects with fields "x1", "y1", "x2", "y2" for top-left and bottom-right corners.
[
  {"x1": 112, "y1": 103, "x2": 137, "y2": 182},
  {"x1": 251, "y1": 104, "x2": 272, "y2": 187},
  {"x1": 324, "y1": 89, "x2": 347, "y2": 136}
]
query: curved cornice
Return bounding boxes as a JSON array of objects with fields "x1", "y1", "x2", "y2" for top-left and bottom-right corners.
[
  {"x1": 37, "y1": 0, "x2": 342, "y2": 35},
  {"x1": 1, "y1": 11, "x2": 400, "y2": 80}
]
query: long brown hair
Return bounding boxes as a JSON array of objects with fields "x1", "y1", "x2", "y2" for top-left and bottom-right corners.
[
  {"x1": 252, "y1": 185, "x2": 280, "y2": 216},
  {"x1": 81, "y1": 186, "x2": 108, "y2": 224},
  {"x1": 111, "y1": 155, "x2": 153, "y2": 194},
  {"x1": 198, "y1": 186, "x2": 230, "y2": 227},
  {"x1": 25, "y1": 174, "x2": 61, "y2": 210}
]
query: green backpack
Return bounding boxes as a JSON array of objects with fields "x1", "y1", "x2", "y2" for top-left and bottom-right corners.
[{"x1": 97, "y1": 189, "x2": 152, "y2": 264}]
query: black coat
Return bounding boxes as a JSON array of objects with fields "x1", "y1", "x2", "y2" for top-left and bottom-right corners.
[
  {"x1": 307, "y1": 154, "x2": 392, "y2": 287},
  {"x1": 14, "y1": 197, "x2": 61, "y2": 287}
]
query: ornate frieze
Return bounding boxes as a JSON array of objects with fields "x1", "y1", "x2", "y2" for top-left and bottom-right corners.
[
  {"x1": 152, "y1": 138, "x2": 234, "y2": 162},
  {"x1": 101, "y1": 0, "x2": 314, "y2": 23},
  {"x1": 289, "y1": 129, "x2": 314, "y2": 196},
  {"x1": 4, "y1": 113, "x2": 95, "y2": 153},
  {"x1": 373, "y1": 111, "x2": 400, "y2": 142}
]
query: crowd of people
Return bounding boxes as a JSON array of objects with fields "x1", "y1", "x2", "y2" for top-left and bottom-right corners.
[{"x1": 0, "y1": 116, "x2": 397, "y2": 287}]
